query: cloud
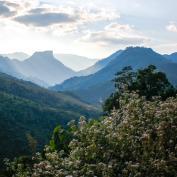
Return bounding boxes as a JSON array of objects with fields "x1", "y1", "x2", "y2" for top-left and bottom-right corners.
[
  {"x1": 14, "y1": 12, "x2": 77, "y2": 27},
  {"x1": 0, "y1": 1, "x2": 17, "y2": 17},
  {"x1": 81, "y1": 23, "x2": 150, "y2": 46},
  {"x1": 0, "y1": 1, "x2": 119, "y2": 36},
  {"x1": 166, "y1": 22, "x2": 177, "y2": 33},
  {"x1": 0, "y1": 0, "x2": 38, "y2": 18},
  {"x1": 79, "y1": 7, "x2": 120, "y2": 22},
  {"x1": 13, "y1": 5, "x2": 119, "y2": 27}
]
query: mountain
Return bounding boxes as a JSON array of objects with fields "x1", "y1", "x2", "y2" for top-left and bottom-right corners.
[
  {"x1": 0, "y1": 72, "x2": 100, "y2": 167},
  {"x1": 2, "y1": 52, "x2": 29, "y2": 60},
  {"x1": 54, "y1": 54, "x2": 98, "y2": 71},
  {"x1": 0, "y1": 55, "x2": 49, "y2": 87},
  {"x1": 52, "y1": 47, "x2": 177, "y2": 104},
  {"x1": 13, "y1": 51, "x2": 76, "y2": 86},
  {"x1": 78, "y1": 50, "x2": 123, "y2": 76},
  {"x1": 0, "y1": 56, "x2": 48, "y2": 87},
  {"x1": 0, "y1": 56, "x2": 23, "y2": 78},
  {"x1": 0, "y1": 51, "x2": 77, "y2": 87},
  {"x1": 164, "y1": 52, "x2": 177, "y2": 63}
]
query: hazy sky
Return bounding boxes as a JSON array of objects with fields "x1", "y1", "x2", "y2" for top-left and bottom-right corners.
[{"x1": 0, "y1": 0, "x2": 177, "y2": 58}]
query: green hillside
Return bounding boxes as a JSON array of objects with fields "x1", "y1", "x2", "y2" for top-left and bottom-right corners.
[{"x1": 0, "y1": 73, "x2": 100, "y2": 167}]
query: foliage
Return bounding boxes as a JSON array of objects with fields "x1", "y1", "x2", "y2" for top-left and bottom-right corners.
[
  {"x1": 49, "y1": 125, "x2": 72, "y2": 154},
  {"x1": 26, "y1": 133, "x2": 38, "y2": 155},
  {"x1": 0, "y1": 73, "x2": 100, "y2": 169},
  {"x1": 7, "y1": 93, "x2": 177, "y2": 177},
  {"x1": 131, "y1": 65, "x2": 176, "y2": 100},
  {"x1": 104, "y1": 65, "x2": 176, "y2": 113}
]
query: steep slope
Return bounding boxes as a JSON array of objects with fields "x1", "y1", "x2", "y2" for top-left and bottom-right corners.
[
  {"x1": 78, "y1": 50, "x2": 123, "y2": 76},
  {"x1": 0, "y1": 56, "x2": 23, "y2": 78},
  {"x1": 164, "y1": 52, "x2": 177, "y2": 63},
  {"x1": 52, "y1": 47, "x2": 177, "y2": 104},
  {"x1": 0, "y1": 73, "x2": 100, "y2": 166},
  {"x1": 54, "y1": 54, "x2": 98, "y2": 71},
  {"x1": 0, "y1": 55, "x2": 49, "y2": 87},
  {"x1": 13, "y1": 51, "x2": 76, "y2": 86}
]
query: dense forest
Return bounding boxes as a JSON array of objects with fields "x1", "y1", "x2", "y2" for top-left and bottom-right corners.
[
  {"x1": 0, "y1": 73, "x2": 100, "y2": 170},
  {"x1": 3, "y1": 66, "x2": 177, "y2": 177}
]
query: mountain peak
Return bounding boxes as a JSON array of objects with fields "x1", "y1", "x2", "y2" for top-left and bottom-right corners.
[
  {"x1": 164, "y1": 52, "x2": 177, "y2": 63},
  {"x1": 27, "y1": 50, "x2": 56, "y2": 63},
  {"x1": 32, "y1": 50, "x2": 54, "y2": 58},
  {"x1": 21, "y1": 50, "x2": 76, "y2": 85},
  {"x1": 125, "y1": 46, "x2": 153, "y2": 53},
  {"x1": 170, "y1": 52, "x2": 177, "y2": 56}
]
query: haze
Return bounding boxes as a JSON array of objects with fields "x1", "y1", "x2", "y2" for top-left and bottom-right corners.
[{"x1": 0, "y1": 0, "x2": 177, "y2": 58}]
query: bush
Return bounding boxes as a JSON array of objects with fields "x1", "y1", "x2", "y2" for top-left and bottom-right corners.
[{"x1": 6, "y1": 93, "x2": 177, "y2": 177}]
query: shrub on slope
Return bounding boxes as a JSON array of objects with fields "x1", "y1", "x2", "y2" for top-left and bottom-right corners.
[{"x1": 7, "y1": 93, "x2": 177, "y2": 177}]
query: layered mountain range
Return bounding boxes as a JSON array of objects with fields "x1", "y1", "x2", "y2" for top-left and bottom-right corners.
[
  {"x1": 0, "y1": 52, "x2": 98, "y2": 87},
  {"x1": 1, "y1": 47, "x2": 177, "y2": 105},
  {"x1": 52, "y1": 47, "x2": 177, "y2": 104},
  {"x1": 54, "y1": 54, "x2": 98, "y2": 71},
  {"x1": 14, "y1": 51, "x2": 76, "y2": 86}
]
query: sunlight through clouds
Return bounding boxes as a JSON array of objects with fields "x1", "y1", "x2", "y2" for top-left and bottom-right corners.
[
  {"x1": 0, "y1": 0, "x2": 176, "y2": 57},
  {"x1": 166, "y1": 22, "x2": 177, "y2": 33},
  {"x1": 81, "y1": 23, "x2": 150, "y2": 46}
]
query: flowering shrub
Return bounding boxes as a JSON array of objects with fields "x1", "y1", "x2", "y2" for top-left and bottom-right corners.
[{"x1": 6, "y1": 93, "x2": 177, "y2": 177}]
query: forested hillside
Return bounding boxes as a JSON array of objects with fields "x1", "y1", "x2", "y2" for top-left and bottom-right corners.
[
  {"x1": 7, "y1": 66, "x2": 177, "y2": 177},
  {"x1": 0, "y1": 73, "x2": 100, "y2": 168}
]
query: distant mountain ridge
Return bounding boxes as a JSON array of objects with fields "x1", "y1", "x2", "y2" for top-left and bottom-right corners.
[
  {"x1": 0, "y1": 51, "x2": 77, "y2": 86},
  {"x1": 2, "y1": 52, "x2": 29, "y2": 60},
  {"x1": 13, "y1": 51, "x2": 76, "y2": 86},
  {"x1": 0, "y1": 51, "x2": 100, "y2": 86},
  {"x1": 52, "y1": 47, "x2": 177, "y2": 104},
  {"x1": 0, "y1": 55, "x2": 22, "y2": 78},
  {"x1": 1, "y1": 48, "x2": 177, "y2": 89},
  {"x1": 55, "y1": 54, "x2": 98, "y2": 71},
  {"x1": 78, "y1": 50, "x2": 123, "y2": 76},
  {"x1": 2, "y1": 52, "x2": 98, "y2": 71},
  {"x1": 164, "y1": 52, "x2": 177, "y2": 63}
]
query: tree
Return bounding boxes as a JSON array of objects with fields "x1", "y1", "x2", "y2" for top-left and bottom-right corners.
[
  {"x1": 26, "y1": 133, "x2": 37, "y2": 155},
  {"x1": 103, "y1": 66, "x2": 135, "y2": 113},
  {"x1": 132, "y1": 65, "x2": 176, "y2": 100},
  {"x1": 114, "y1": 66, "x2": 136, "y2": 92},
  {"x1": 104, "y1": 65, "x2": 176, "y2": 113},
  {"x1": 49, "y1": 125, "x2": 72, "y2": 154}
]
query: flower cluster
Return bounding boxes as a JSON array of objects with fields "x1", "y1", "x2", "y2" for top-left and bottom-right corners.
[{"x1": 6, "y1": 93, "x2": 177, "y2": 177}]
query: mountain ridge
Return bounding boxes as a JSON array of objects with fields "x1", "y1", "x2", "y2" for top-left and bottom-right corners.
[
  {"x1": 55, "y1": 53, "x2": 98, "y2": 71},
  {"x1": 52, "y1": 47, "x2": 177, "y2": 104},
  {"x1": 77, "y1": 50, "x2": 123, "y2": 76},
  {"x1": 4, "y1": 51, "x2": 77, "y2": 86},
  {"x1": 164, "y1": 52, "x2": 177, "y2": 63},
  {"x1": 1, "y1": 52, "x2": 29, "y2": 60}
]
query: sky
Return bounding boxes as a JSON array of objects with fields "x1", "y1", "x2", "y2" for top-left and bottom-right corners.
[{"x1": 0, "y1": 0, "x2": 177, "y2": 59}]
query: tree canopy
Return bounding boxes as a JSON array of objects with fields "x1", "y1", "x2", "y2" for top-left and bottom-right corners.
[{"x1": 104, "y1": 65, "x2": 176, "y2": 113}]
